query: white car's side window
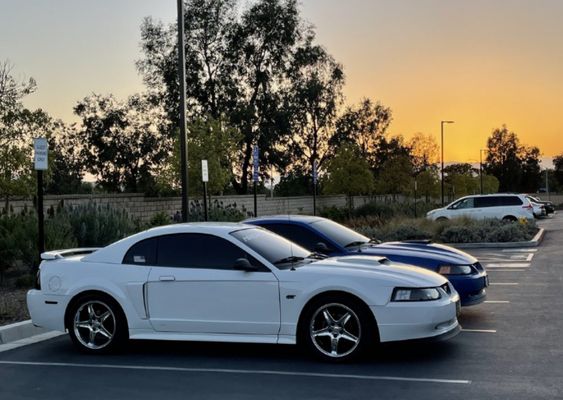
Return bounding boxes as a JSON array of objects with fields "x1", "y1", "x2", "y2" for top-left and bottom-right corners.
[
  {"x1": 122, "y1": 238, "x2": 157, "y2": 266},
  {"x1": 156, "y1": 233, "x2": 268, "y2": 271}
]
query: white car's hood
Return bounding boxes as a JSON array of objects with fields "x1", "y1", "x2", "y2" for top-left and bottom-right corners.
[{"x1": 299, "y1": 255, "x2": 447, "y2": 287}]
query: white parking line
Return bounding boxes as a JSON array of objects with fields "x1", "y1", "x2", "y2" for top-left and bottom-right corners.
[
  {"x1": 501, "y1": 248, "x2": 537, "y2": 252},
  {"x1": 461, "y1": 329, "x2": 497, "y2": 333},
  {"x1": 0, "y1": 360, "x2": 472, "y2": 385},
  {"x1": 0, "y1": 332, "x2": 65, "y2": 354},
  {"x1": 508, "y1": 254, "x2": 534, "y2": 262},
  {"x1": 489, "y1": 282, "x2": 519, "y2": 286},
  {"x1": 484, "y1": 300, "x2": 510, "y2": 304},
  {"x1": 485, "y1": 263, "x2": 530, "y2": 269},
  {"x1": 486, "y1": 269, "x2": 525, "y2": 272}
]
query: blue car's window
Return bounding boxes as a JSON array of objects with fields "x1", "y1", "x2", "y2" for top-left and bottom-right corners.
[
  {"x1": 231, "y1": 228, "x2": 310, "y2": 269},
  {"x1": 310, "y1": 219, "x2": 369, "y2": 248},
  {"x1": 260, "y1": 223, "x2": 328, "y2": 252}
]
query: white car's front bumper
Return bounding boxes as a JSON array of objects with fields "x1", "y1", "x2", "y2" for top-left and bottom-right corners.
[
  {"x1": 371, "y1": 293, "x2": 461, "y2": 343},
  {"x1": 27, "y1": 289, "x2": 68, "y2": 332}
]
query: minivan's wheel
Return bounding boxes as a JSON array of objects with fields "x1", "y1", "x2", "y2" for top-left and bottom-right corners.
[
  {"x1": 502, "y1": 215, "x2": 517, "y2": 222},
  {"x1": 300, "y1": 295, "x2": 378, "y2": 362},
  {"x1": 67, "y1": 294, "x2": 128, "y2": 354}
]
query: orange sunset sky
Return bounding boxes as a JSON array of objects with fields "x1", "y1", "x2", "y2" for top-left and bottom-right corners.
[{"x1": 2, "y1": 0, "x2": 562, "y2": 165}]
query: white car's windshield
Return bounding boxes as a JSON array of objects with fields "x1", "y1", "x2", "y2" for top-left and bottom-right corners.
[{"x1": 231, "y1": 228, "x2": 311, "y2": 269}]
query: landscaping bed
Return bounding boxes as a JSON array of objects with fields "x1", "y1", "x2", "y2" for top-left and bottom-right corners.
[
  {"x1": 346, "y1": 216, "x2": 538, "y2": 244},
  {"x1": 0, "y1": 287, "x2": 29, "y2": 327}
]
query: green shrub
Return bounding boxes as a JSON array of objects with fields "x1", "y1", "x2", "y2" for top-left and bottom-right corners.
[
  {"x1": 483, "y1": 223, "x2": 530, "y2": 242},
  {"x1": 57, "y1": 202, "x2": 139, "y2": 247},
  {"x1": 0, "y1": 211, "x2": 37, "y2": 282},
  {"x1": 353, "y1": 202, "x2": 396, "y2": 220},
  {"x1": 348, "y1": 216, "x2": 536, "y2": 244},
  {"x1": 321, "y1": 200, "x2": 441, "y2": 223},
  {"x1": 189, "y1": 200, "x2": 248, "y2": 222},
  {"x1": 149, "y1": 211, "x2": 172, "y2": 227},
  {"x1": 319, "y1": 205, "x2": 350, "y2": 222},
  {"x1": 381, "y1": 225, "x2": 432, "y2": 241},
  {"x1": 45, "y1": 212, "x2": 77, "y2": 250},
  {"x1": 439, "y1": 225, "x2": 481, "y2": 243},
  {"x1": 14, "y1": 274, "x2": 35, "y2": 289}
]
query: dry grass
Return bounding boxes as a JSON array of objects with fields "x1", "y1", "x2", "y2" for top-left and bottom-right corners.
[{"x1": 0, "y1": 287, "x2": 30, "y2": 326}]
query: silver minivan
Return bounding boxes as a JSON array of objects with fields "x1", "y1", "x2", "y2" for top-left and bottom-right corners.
[{"x1": 426, "y1": 194, "x2": 534, "y2": 221}]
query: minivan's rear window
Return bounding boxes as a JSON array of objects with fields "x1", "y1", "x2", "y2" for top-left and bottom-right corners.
[
  {"x1": 474, "y1": 196, "x2": 522, "y2": 208},
  {"x1": 501, "y1": 196, "x2": 523, "y2": 206}
]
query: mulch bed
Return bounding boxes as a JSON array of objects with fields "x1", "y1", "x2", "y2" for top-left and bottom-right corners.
[{"x1": 0, "y1": 288, "x2": 30, "y2": 326}]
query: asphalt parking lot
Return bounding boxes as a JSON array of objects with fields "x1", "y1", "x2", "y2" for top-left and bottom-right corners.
[{"x1": 1, "y1": 216, "x2": 562, "y2": 400}]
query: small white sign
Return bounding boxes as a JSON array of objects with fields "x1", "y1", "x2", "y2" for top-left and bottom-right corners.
[
  {"x1": 34, "y1": 137, "x2": 48, "y2": 170},
  {"x1": 201, "y1": 160, "x2": 209, "y2": 182}
]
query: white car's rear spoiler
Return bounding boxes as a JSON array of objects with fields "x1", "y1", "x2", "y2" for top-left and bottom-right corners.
[{"x1": 41, "y1": 248, "x2": 101, "y2": 261}]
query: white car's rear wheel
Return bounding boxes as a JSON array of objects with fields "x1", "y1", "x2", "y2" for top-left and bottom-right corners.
[
  {"x1": 300, "y1": 295, "x2": 378, "y2": 362},
  {"x1": 67, "y1": 294, "x2": 127, "y2": 354}
]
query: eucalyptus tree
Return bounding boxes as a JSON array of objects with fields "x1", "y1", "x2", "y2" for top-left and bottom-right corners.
[
  {"x1": 484, "y1": 125, "x2": 541, "y2": 192},
  {"x1": 284, "y1": 36, "x2": 344, "y2": 175},
  {"x1": 138, "y1": 0, "x2": 327, "y2": 194},
  {"x1": 330, "y1": 98, "x2": 393, "y2": 172}
]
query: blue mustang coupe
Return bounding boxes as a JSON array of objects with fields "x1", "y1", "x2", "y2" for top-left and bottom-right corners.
[{"x1": 245, "y1": 215, "x2": 488, "y2": 306}]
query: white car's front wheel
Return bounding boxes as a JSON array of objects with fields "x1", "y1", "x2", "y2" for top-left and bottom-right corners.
[
  {"x1": 67, "y1": 294, "x2": 128, "y2": 354},
  {"x1": 300, "y1": 295, "x2": 378, "y2": 362}
]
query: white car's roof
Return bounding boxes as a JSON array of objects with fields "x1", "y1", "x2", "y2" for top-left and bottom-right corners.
[{"x1": 83, "y1": 222, "x2": 258, "y2": 264}]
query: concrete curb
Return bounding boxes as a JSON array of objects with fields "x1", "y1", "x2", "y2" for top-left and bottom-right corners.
[
  {"x1": 445, "y1": 228, "x2": 545, "y2": 249},
  {"x1": 0, "y1": 320, "x2": 51, "y2": 345}
]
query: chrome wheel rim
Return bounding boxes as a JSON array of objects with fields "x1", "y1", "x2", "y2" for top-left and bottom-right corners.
[
  {"x1": 73, "y1": 300, "x2": 116, "y2": 350},
  {"x1": 309, "y1": 303, "x2": 361, "y2": 358}
]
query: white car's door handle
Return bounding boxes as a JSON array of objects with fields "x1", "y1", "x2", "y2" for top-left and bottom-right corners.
[{"x1": 159, "y1": 276, "x2": 176, "y2": 282}]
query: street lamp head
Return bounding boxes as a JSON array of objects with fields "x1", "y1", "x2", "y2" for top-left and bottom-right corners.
[{"x1": 442, "y1": 120, "x2": 455, "y2": 124}]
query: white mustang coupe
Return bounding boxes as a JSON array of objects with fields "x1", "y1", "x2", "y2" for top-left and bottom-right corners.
[{"x1": 28, "y1": 223, "x2": 460, "y2": 361}]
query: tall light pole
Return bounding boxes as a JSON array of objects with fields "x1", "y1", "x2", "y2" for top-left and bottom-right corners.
[
  {"x1": 441, "y1": 120, "x2": 455, "y2": 206},
  {"x1": 177, "y1": 0, "x2": 189, "y2": 222},
  {"x1": 480, "y1": 149, "x2": 488, "y2": 194}
]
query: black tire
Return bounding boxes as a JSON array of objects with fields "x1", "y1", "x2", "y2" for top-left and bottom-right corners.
[
  {"x1": 298, "y1": 294, "x2": 378, "y2": 362},
  {"x1": 502, "y1": 215, "x2": 517, "y2": 222},
  {"x1": 66, "y1": 293, "x2": 128, "y2": 354},
  {"x1": 436, "y1": 217, "x2": 449, "y2": 222}
]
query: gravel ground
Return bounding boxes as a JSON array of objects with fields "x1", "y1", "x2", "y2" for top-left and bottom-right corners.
[{"x1": 0, "y1": 288, "x2": 30, "y2": 326}]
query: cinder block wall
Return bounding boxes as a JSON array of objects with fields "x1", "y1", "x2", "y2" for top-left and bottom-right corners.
[{"x1": 3, "y1": 193, "x2": 406, "y2": 222}]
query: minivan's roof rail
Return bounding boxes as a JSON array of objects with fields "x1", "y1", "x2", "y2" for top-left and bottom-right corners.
[{"x1": 41, "y1": 248, "x2": 101, "y2": 261}]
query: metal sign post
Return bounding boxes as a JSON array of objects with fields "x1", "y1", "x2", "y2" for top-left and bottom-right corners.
[
  {"x1": 414, "y1": 177, "x2": 418, "y2": 218},
  {"x1": 253, "y1": 146, "x2": 259, "y2": 217},
  {"x1": 201, "y1": 160, "x2": 209, "y2": 221},
  {"x1": 34, "y1": 138, "x2": 48, "y2": 263},
  {"x1": 312, "y1": 160, "x2": 317, "y2": 216},
  {"x1": 177, "y1": 0, "x2": 189, "y2": 222}
]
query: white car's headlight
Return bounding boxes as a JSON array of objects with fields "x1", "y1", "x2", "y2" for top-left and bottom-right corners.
[
  {"x1": 391, "y1": 287, "x2": 442, "y2": 302},
  {"x1": 438, "y1": 265, "x2": 473, "y2": 275}
]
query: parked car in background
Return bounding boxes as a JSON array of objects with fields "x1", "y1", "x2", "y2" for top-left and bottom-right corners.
[
  {"x1": 28, "y1": 223, "x2": 460, "y2": 361},
  {"x1": 245, "y1": 216, "x2": 488, "y2": 306},
  {"x1": 525, "y1": 196, "x2": 546, "y2": 218},
  {"x1": 426, "y1": 194, "x2": 534, "y2": 222},
  {"x1": 527, "y1": 195, "x2": 555, "y2": 215}
]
